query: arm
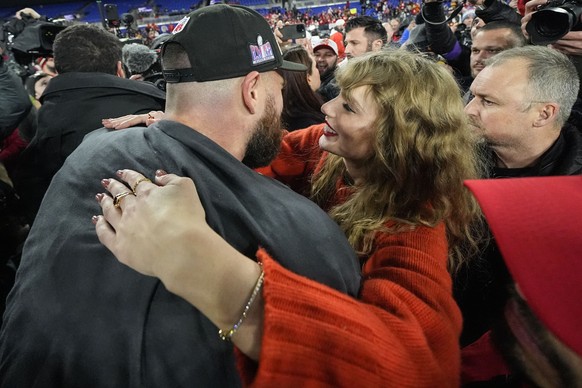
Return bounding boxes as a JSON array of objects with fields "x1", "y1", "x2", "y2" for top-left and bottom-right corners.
[
  {"x1": 475, "y1": 0, "x2": 522, "y2": 24},
  {"x1": 238, "y1": 224, "x2": 462, "y2": 386},
  {"x1": 421, "y1": 1, "x2": 461, "y2": 59},
  {"x1": 95, "y1": 171, "x2": 461, "y2": 386}
]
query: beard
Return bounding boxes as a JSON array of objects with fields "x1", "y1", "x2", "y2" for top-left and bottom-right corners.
[{"x1": 241, "y1": 96, "x2": 283, "y2": 169}]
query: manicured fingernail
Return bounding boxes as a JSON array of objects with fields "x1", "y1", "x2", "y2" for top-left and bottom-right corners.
[
  {"x1": 101, "y1": 179, "x2": 110, "y2": 188},
  {"x1": 95, "y1": 193, "x2": 104, "y2": 202},
  {"x1": 116, "y1": 170, "x2": 123, "y2": 177},
  {"x1": 91, "y1": 215, "x2": 99, "y2": 224},
  {"x1": 155, "y1": 169, "x2": 167, "y2": 177}
]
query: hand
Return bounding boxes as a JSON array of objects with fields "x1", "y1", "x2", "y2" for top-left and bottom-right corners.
[
  {"x1": 102, "y1": 110, "x2": 165, "y2": 130},
  {"x1": 94, "y1": 169, "x2": 209, "y2": 281},
  {"x1": 550, "y1": 31, "x2": 582, "y2": 56},
  {"x1": 93, "y1": 169, "x2": 264, "y2": 356},
  {"x1": 521, "y1": 0, "x2": 548, "y2": 39},
  {"x1": 16, "y1": 8, "x2": 41, "y2": 19},
  {"x1": 274, "y1": 26, "x2": 291, "y2": 47}
]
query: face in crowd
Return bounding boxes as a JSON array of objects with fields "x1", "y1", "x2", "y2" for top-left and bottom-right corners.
[
  {"x1": 314, "y1": 48, "x2": 338, "y2": 77},
  {"x1": 344, "y1": 27, "x2": 383, "y2": 59},
  {"x1": 465, "y1": 57, "x2": 535, "y2": 150},
  {"x1": 470, "y1": 28, "x2": 516, "y2": 78}
]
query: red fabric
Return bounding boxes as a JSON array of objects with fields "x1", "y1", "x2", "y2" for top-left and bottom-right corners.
[
  {"x1": 461, "y1": 330, "x2": 511, "y2": 384},
  {"x1": 330, "y1": 31, "x2": 345, "y2": 59},
  {"x1": 465, "y1": 176, "x2": 582, "y2": 358},
  {"x1": 0, "y1": 128, "x2": 28, "y2": 169},
  {"x1": 242, "y1": 125, "x2": 462, "y2": 387}
]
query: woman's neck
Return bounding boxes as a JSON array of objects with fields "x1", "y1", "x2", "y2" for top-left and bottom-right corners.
[{"x1": 343, "y1": 158, "x2": 366, "y2": 186}]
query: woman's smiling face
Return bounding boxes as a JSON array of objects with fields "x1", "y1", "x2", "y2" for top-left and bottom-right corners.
[{"x1": 319, "y1": 85, "x2": 379, "y2": 164}]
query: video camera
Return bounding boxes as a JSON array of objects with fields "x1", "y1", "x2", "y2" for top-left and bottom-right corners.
[
  {"x1": 1, "y1": 13, "x2": 66, "y2": 73},
  {"x1": 525, "y1": 0, "x2": 582, "y2": 45}
]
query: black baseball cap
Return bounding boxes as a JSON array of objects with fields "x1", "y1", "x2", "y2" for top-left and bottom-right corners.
[{"x1": 162, "y1": 4, "x2": 307, "y2": 83}]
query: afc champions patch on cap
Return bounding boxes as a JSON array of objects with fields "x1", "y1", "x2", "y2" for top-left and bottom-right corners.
[
  {"x1": 250, "y1": 35, "x2": 275, "y2": 66},
  {"x1": 161, "y1": 4, "x2": 306, "y2": 83}
]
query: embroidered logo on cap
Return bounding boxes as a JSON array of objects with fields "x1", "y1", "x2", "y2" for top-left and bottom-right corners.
[
  {"x1": 172, "y1": 16, "x2": 190, "y2": 34},
  {"x1": 250, "y1": 35, "x2": 275, "y2": 65}
]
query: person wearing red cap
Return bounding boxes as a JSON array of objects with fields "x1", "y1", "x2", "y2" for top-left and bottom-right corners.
[
  {"x1": 465, "y1": 175, "x2": 582, "y2": 386},
  {"x1": 312, "y1": 37, "x2": 340, "y2": 101}
]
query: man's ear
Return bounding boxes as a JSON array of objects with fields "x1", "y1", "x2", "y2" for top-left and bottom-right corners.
[
  {"x1": 242, "y1": 71, "x2": 260, "y2": 115},
  {"x1": 116, "y1": 61, "x2": 126, "y2": 78},
  {"x1": 371, "y1": 39, "x2": 384, "y2": 52},
  {"x1": 533, "y1": 102, "x2": 559, "y2": 127}
]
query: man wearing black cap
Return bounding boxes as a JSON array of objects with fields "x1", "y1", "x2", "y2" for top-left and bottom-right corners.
[{"x1": 0, "y1": 5, "x2": 361, "y2": 387}]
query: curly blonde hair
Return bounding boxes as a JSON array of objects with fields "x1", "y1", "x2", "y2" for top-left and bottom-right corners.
[{"x1": 311, "y1": 50, "x2": 486, "y2": 272}]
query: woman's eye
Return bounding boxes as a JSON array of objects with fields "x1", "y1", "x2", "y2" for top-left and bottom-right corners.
[{"x1": 343, "y1": 103, "x2": 355, "y2": 113}]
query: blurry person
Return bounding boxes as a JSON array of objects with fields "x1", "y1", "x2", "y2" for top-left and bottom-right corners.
[
  {"x1": 281, "y1": 45, "x2": 325, "y2": 130},
  {"x1": 469, "y1": 21, "x2": 526, "y2": 79},
  {"x1": 313, "y1": 37, "x2": 340, "y2": 101},
  {"x1": 12, "y1": 24, "x2": 165, "y2": 224},
  {"x1": 344, "y1": 16, "x2": 387, "y2": 59}
]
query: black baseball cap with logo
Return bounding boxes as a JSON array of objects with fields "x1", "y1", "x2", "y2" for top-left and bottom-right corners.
[{"x1": 161, "y1": 4, "x2": 307, "y2": 83}]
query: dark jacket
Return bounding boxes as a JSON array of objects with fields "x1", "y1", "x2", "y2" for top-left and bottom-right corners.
[
  {"x1": 456, "y1": 122, "x2": 582, "y2": 347},
  {"x1": 12, "y1": 72, "x2": 165, "y2": 224},
  {"x1": 0, "y1": 61, "x2": 31, "y2": 141},
  {"x1": 475, "y1": 0, "x2": 522, "y2": 25},
  {"x1": 317, "y1": 67, "x2": 340, "y2": 102},
  {"x1": 0, "y1": 121, "x2": 361, "y2": 388},
  {"x1": 419, "y1": 4, "x2": 471, "y2": 78}
]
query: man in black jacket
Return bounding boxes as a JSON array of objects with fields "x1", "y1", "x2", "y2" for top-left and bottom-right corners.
[
  {"x1": 13, "y1": 24, "x2": 166, "y2": 224},
  {"x1": 458, "y1": 45, "x2": 582, "y2": 385},
  {"x1": 0, "y1": 6, "x2": 360, "y2": 387}
]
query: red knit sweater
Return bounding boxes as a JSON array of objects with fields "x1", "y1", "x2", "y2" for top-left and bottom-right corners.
[{"x1": 237, "y1": 125, "x2": 462, "y2": 387}]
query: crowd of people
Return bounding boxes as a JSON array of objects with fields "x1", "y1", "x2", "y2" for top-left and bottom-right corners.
[{"x1": 0, "y1": 0, "x2": 581, "y2": 387}]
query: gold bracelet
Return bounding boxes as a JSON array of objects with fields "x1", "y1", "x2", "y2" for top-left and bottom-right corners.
[{"x1": 218, "y1": 269, "x2": 265, "y2": 342}]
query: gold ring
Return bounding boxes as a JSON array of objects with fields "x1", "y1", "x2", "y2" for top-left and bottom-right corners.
[
  {"x1": 132, "y1": 177, "x2": 151, "y2": 194},
  {"x1": 113, "y1": 191, "x2": 134, "y2": 208}
]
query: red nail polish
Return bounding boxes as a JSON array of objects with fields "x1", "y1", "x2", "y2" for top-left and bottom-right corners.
[
  {"x1": 155, "y1": 169, "x2": 167, "y2": 177},
  {"x1": 116, "y1": 170, "x2": 123, "y2": 177},
  {"x1": 101, "y1": 179, "x2": 109, "y2": 188},
  {"x1": 95, "y1": 193, "x2": 104, "y2": 202}
]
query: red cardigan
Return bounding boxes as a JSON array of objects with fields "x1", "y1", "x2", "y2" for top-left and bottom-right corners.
[{"x1": 237, "y1": 125, "x2": 462, "y2": 387}]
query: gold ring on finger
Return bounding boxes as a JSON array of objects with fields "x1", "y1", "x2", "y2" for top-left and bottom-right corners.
[
  {"x1": 132, "y1": 177, "x2": 152, "y2": 194},
  {"x1": 113, "y1": 191, "x2": 134, "y2": 209}
]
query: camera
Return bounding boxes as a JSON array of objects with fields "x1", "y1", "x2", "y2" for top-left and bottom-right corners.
[{"x1": 525, "y1": 0, "x2": 582, "y2": 45}]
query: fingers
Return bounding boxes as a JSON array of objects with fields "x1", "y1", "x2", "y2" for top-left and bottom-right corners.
[
  {"x1": 115, "y1": 169, "x2": 156, "y2": 195},
  {"x1": 92, "y1": 214, "x2": 118, "y2": 254},
  {"x1": 102, "y1": 114, "x2": 149, "y2": 130},
  {"x1": 101, "y1": 177, "x2": 135, "y2": 211}
]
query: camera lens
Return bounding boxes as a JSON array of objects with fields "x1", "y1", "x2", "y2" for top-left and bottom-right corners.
[{"x1": 526, "y1": 6, "x2": 580, "y2": 45}]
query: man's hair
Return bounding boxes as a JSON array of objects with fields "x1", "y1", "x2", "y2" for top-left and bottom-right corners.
[
  {"x1": 345, "y1": 16, "x2": 388, "y2": 45},
  {"x1": 486, "y1": 46, "x2": 580, "y2": 126},
  {"x1": 53, "y1": 25, "x2": 122, "y2": 75},
  {"x1": 476, "y1": 21, "x2": 527, "y2": 48}
]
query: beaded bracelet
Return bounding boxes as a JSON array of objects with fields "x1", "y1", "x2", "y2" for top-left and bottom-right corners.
[{"x1": 218, "y1": 269, "x2": 265, "y2": 342}]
